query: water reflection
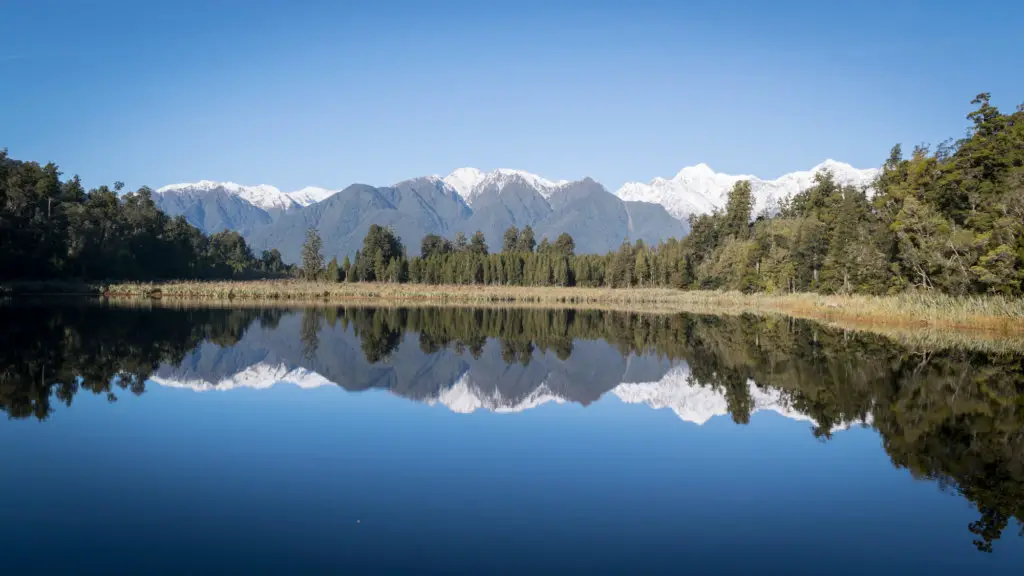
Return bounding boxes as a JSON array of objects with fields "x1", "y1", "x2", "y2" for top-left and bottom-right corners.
[{"x1": 1, "y1": 302, "x2": 1022, "y2": 553}]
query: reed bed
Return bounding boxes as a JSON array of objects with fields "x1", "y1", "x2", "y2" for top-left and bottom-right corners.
[{"x1": 103, "y1": 280, "x2": 1024, "y2": 336}]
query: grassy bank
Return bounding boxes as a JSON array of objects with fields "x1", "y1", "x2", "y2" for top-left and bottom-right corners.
[{"x1": 103, "y1": 280, "x2": 1024, "y2": 335}]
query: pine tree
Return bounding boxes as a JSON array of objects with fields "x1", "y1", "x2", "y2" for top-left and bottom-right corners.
[
  {"x1": 724, "y1": 180, "x2": 754, "y2": 239},
  {"x1": 301, "y1": 228, "x2": 325, "y2": 281},
  {"x1": 351, "y1": 250, "x2": 362, "y2": 282},
  {"x1": 470, "y1": 231, "x2": 488, "y2": 255},
  {"x1": 386, "y1": 258, "x2": 401, "y2": 283},
  {"x1": 517, "y1": 225, "x2": 536, "y2": 253},
  {"x1": 409, "y1": 257, "x2": 423, "y2": 283},
  {"x1": 373, "y1": 251, "x2": 386, "y2": 282},
  {"x1": 326, "y1": 257, "x2": 340, "y2": 283},
  {"x1": 635, "y1": 250, "x2": 649, "y2": 286},
  {"x1": 502, "y1": 226, "x2": 520, "y2": 253},
  {"x1": 554, "y1": 233, "x2": 575, "y2": 257}
]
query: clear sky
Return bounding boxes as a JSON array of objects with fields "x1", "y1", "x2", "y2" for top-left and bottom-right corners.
[{"x1": 2, "y1": 0, "x2": 1021, "y2": 192}]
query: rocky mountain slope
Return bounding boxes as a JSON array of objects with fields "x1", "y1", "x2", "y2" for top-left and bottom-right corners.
[{"x1": 154, "y1": 160, "x2": 873, "y2": 262}]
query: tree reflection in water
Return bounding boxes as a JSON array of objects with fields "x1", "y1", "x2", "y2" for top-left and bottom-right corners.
[{"x1": 1, "y1": 301, "x2": 1021, "y2": 552}]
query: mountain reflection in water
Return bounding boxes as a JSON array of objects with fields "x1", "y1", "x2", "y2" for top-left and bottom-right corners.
[{"x1": 1, "y1": 301, "x2": 1022, "y2": 556}]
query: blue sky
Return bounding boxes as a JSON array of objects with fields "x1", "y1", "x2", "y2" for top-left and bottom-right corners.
[{"x1": 2, "y1": 0, "x2": 1021, "y2": 192}]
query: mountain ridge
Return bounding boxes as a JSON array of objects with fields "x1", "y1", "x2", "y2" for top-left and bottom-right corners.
[
  {"x1": 157, "y1": 180, "x2": 341, "y2": 211},
  {"x1": 158, "y1": 160, "x2": 876, "y2": 219},
  {"x1": 153, "y1": 160, "x2": 874, "y2": 262},
  {"x1": 151, "y1": 358, "x2": 869, "y2": 431},
  {"x1": 615, "y1": 159, "x2": 879, "y2": 221}
]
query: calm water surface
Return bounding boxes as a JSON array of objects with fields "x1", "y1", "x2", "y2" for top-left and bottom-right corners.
[{"x1": 2, "y1": 302, "x2": 1022, "y2": 574}]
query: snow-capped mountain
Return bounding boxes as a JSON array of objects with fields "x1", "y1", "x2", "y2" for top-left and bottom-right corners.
[
  {"x1": 425, "y1": 372, "x2": 568, "y2": 414},
  {"x1": 149, "y1": 360, "x2": 866, "y2": 431},
  {"x1": 154, "y1": 159, "x2": 871, "y2": 262},
  {"x1": 157, "y1": 180, "x2": 299, "y2": 212},
  {"x1": 287, "y1": 186, "x2": 341, "y2": 206},
  {"x1": 156, "y1": 181, "x2": 339, "y2": 211},
  {"x1": 612, "y1": 365, "x2": 812, "y2": 426},
  {"x1": 441, "y1": 168, "x2": 488, "y2": 202},
  {"x1": 441, "y1": 167, "x2": 569, "y2": 206},
  {"x1": 612, "y1": 365, "x2": 871, "y2": 432},
  {"x1": 149, "y1": 362, "x2": 334, "y2": 392},
  {"x1": 615, "y1": 160, "x2": 879, "y2": 221}
]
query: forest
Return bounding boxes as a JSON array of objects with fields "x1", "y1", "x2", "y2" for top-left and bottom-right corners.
[
  {"x1": 0, "y1": 150, "x2": 291, "y2": 281},
  {"x1": 303, "y1": 94, "x2": 1022, "y2": 297},
  {"x1": 3, "y1": 94, "x2": 1021, "y2": 296}
]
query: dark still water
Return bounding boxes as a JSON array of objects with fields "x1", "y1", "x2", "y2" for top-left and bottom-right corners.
[{"x1": 2, "y1": 302, "x2": 1023, "y2": 574}]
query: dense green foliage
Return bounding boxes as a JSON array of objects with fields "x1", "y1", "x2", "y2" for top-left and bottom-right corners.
[
  {"x1": 0, "y1": 150, "x2": 289, "y2": 281},
  {"x1": 300, "y1": 228, "x2": 325, "y2": 280},
  {"x1": 316, "y1": 95, "x2": 1021, "y2": 296},
  {"x1": 336, "y1": 224, "x2": 408, "y2": 283},
  {"x1": 681, "y1": 94, "x2": 1023, "y2": 295},
  {"x1": 0, "y1": 303, "x2": 281, "y2": 420}
]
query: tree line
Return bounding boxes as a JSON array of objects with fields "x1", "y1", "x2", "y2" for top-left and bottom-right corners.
[
  {"x1": 301, "y1": 94, "x2": 1021, "y2": 296},
  {"x1": 6, "y1": 93, "x2": 1019, "y2": 296},
  {"x1": 0, "y1": 150, "x2": 292, "y2": 281}
]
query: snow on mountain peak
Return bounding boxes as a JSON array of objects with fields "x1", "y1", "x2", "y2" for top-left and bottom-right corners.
[
  {"x1": 443, "y1": 168, "x2": 487, "y2": 202},
  {"x1": 611, "y1": 363, "x2": 869, "y2": 431},
  {"x1": 442, "y1": 167, "x2": 569, "y2": 205},
  {"x1": 156, "y1": 180, "x2": 297, "y2": 211},
  {"x1": 426, "y1": 372, "x2": 567, "y2": 414},
  {"x1": 149, "y1": 360, "x2": 868, "y2": 431},
  {"x1": 149, "y1": 362, "x2": 334, "y2": 392},
  {"x1": 156, "y1": 180, "x2": 342, "y2": 210},
  {"x1": 156, "y1": 179, "x2": 222, "y2": 193},
  {"x1": 287, "y1": 186, "x2": 340, "y2": 206},
  {"x1": 491, "y1": 168, "x2": 569, "y2": 191},
  {"x1": 612, "y1": 364, "x2": 813, "y2": 426},
  {"x1": 616, "y1": 160, "x2": 879, "y2": 221}
]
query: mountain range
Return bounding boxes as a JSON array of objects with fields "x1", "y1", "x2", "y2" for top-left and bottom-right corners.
[
  {"x1": 615, "y1": 159, "x2": 879, "y2": 220},
  {"x1": 155, "y1": 161, "x2": 877, "y2": 263}
]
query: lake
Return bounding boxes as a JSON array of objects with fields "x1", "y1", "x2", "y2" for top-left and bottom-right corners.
[{"x1": 1, "y1": 301, "x2": 1022, "y2": 574}]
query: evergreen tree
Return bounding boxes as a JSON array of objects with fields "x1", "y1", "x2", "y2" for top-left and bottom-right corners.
[
  {"x1": 517, "y1": 225, "x2": 536, "y2": 253},
  {"x1": 351, "y1": 250, "x2": 362, "y2": 282},
  {"x1": 260, "y1": 249, "x2": 286, "y2": 276},
  {"x1": 554, "y1": 233, "x2": 575, "y2": 257},
  {"x1": 635, "y1": 249, "x2": 650, "y2": 286},
  {"x1": 326, "y1": 257, "x2": 340, "y2": 283},
  {"x1": 724, "y1": 180, "x2": 754, "y2": 239},
  {"x1": 470, "y1": 231, "x2": 488, "y2": 256},
  {"x1": 341, "y1": 255, "x2": 351, "y2": 281},
  {"x1": 613, "y1": 239, "x2": 635, "y2": 287},
  {"x1": 502, "y1": 226, "x2": 520, "y2": 253},
  {"x1": 301, "y1": 228, "x2": 325, "y2": 281}
]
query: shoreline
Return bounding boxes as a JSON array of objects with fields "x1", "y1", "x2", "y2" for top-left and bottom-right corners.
[
  {"x1": 6, "y1": 280, "x2": 1023, "y2": 352},
  {"x1": 6, "y1": 279, "x2": 1022, "y2": 333},
  {"x1": 90, "y1": 280, "x2": 1024, "y2": 335}
]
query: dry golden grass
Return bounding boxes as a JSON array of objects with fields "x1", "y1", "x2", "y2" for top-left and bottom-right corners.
[{"x1": 104, "y1": 280, "x2": 1024, "y2": 337}]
